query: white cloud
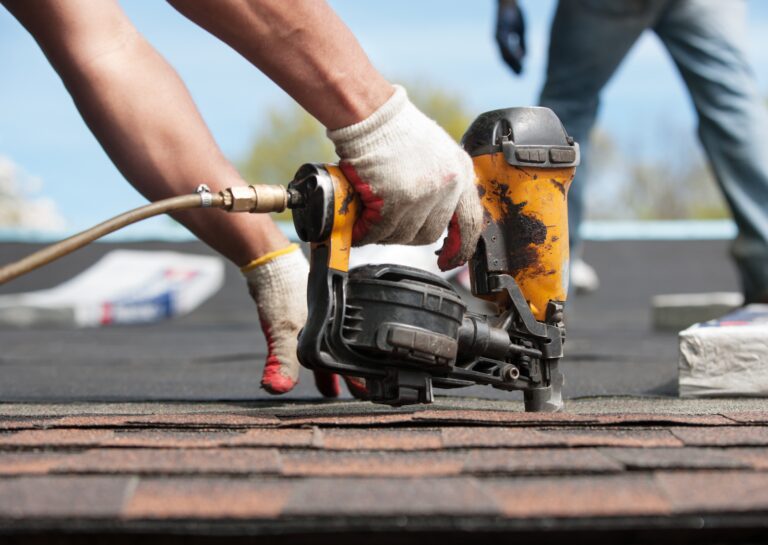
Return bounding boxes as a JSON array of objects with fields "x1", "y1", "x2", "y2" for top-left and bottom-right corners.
[{"x1": 0, "y1": 156, "x2": 67, "y2": 231}]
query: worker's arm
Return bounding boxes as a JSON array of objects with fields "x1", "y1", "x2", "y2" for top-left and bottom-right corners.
[
  {"x1": 167, "y1": 0, "x2": 392, "y2": 130},
  {"x1": 168, "y1": 0, "x2": 483, "y2": 269}
]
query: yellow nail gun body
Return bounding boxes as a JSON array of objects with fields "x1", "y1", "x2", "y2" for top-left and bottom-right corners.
[{"x1": 289, "y1": 107, "x2": 578, "y2": 411}]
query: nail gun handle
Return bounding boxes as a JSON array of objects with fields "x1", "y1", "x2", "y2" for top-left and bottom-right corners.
[
  {"x1": 470, "y1": 157, "x2": 574, "y2": 320},
  {"x1": 322, "y1": 165, "x2": 359, "y2": 273}
]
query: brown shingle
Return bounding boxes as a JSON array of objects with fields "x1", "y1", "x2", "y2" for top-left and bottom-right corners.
[
  {"x1": 0, "y1": 413, "x2": 280, "y2": 431},
  {"x1": 56, "y1": 448, "x2": 282, "y2": 475},
  {"x1": 671, "y1": 426, "x2": 768, "y2": 447},
  {"x1": 0, "y1": 429, "x2": 115, "y2": 448},
  {"x1": 0, "y1": 428, "x2": 315, "y2": 449},
  {"x1": 600, "y1": 447, "x2": 753, "y2": 470},
  {"x1": 593, "y1": 414, "x2": 735, "y2": 426},
  {"x1": 280, "y1": 450, "x2": 465, "y2": 477},
  {"x1": 230, "y1": 428, "x2": 317, "y2": 448},
  {"x1": 484, "y1": 475, "x2": 670, "y2": 518},
  {"x1": 656, "y1": 471, "x2": 768, "y2": 513},
  {"x1": 413, "y1": 409, "x2": 596, "y2": 426},
  {"x1": 0, "y1": 476, "x2": 133, "y2": 518},
  {"x1": 726, "y1": 447, "x2": 768, "y2": 469},
  {"x1": 441, "y1": 427, "x2": 554, "y2": 448},
  {"x1": 0, "y1": 448, "x2": 282, "y2": 476},
  {"x1": 283, "y1": 477, "x2": 500, "y2": 516},
  {"x1": 278, "y1": 413, "x2": 416, "y2": 427},
  {"x1": 464, "y1": 448, "x2": 623, "y2": 475},
  {"x1": 412, "y1": 411, "x2": 733, "y2": 427},
  {"x1": 541, "y1": 428, "x2": 683, "y2": 447},
  {"x1": 320, "y1": 429, "x2": 442, "y2": 450},
  {"x1": 124, "y1": 478, "x2": 292, "y2": 519},
  {"x1": 0, "y1": 452, "x2": 73, "y2": 475},
  {"x1": 721, "y1": 412, "x2": 768, "y2": 424},
  {"x1": 441, "y1": 427, "x2": 682, "y2": 448}
]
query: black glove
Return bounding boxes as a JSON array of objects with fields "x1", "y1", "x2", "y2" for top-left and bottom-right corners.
[{"x1": 495, "y1": 0, "x2": 526, "y2": 75}]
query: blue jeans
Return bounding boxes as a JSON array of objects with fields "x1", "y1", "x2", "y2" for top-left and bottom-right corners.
[{"x1": 539, "y1": 0, "x2": 768, "y2": 302}]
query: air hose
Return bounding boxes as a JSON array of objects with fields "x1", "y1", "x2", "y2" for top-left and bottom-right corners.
[{"x1": 0, "y1": 183, "x2": 300, "y2": 286}]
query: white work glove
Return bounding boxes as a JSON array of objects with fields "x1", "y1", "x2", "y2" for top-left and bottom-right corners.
[
  {"x1": 242, "y1": 244, "x2": 367, "y2": 398},
  {"x1": 328, "y1": 85, "x2": 483, "y2": 271}
]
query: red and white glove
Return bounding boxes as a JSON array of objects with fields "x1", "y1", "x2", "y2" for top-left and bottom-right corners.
[
  {"x1": 242, "y1": 244, "x2": 367, "y2": 398},
  {"x1": 327, "y1": 85, "x2": 483, "y2": 271}
]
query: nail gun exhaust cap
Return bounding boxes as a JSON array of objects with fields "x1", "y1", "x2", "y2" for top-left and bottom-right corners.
[
  {"x1": 461, "y1": 107, "x2": 580, "y2": 168},
  {"x1": 288, "y1": 163, "x2": 335, "y2": 243}
]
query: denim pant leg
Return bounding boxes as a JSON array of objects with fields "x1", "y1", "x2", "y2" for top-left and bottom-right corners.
[
  {"x1": 656, "y1": 0, "x2": 768, "y2": 302},
  {"x1": 539, "y1": 0, "x2": 664, "y2": 258}
]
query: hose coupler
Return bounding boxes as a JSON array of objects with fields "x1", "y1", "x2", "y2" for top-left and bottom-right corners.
[{"x1": 218, "y1": 184, "x2": 293, "y2": 213}]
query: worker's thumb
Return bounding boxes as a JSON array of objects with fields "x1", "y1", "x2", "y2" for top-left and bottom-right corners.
[{"x1": 437, "y1": 183, "x2": 483, "y2": 272}]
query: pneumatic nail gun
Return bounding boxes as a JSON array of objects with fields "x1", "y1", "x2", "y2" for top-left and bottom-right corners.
[{"x1": 289, "y1": 107, "x2": 579, "y2": 411}]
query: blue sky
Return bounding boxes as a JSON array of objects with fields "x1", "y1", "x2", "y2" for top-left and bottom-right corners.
[{"x1": 1, "y1": 0, "x2": 767, "y2": 235}]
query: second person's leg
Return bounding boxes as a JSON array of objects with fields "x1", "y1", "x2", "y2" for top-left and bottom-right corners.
[
  {"x1": 656, "y1": 0, "x2": 768, "y2": 302},
  {"x1": 539, "y1": 0, "x2": 665, "y2": 269}
]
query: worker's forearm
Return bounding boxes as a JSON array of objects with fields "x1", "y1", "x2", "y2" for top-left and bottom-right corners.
[
  {"x1": 168, "y1": 0, "x2": 394, "y2": 129},
  {"x1": 3, "y1": 0, "x2": 288, "y2": 264}
]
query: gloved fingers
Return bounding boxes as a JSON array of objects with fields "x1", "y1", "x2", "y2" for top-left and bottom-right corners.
[
  {"x1": 343, "y1": 376, "x2": 369, "y2": 400},
  {"x1": 313, "y1": 369, "x2": 341, "y2": 398},
  {"x1": 406, "y1": 148, "x2": 476, "y2": 247},
  {"x1": 258, "y1": 318, "x2": 301, "y2": 395},
  {"x1": 437, "y1": 184, "x2": 484, "y2": 271},
  {"x1": 339, "y1": 162, "x2": 384, "y2": 244},
  {"x1": 260, "y1": 356, "x2": 299, "y2": 395},
  {"x1": 408, "y1": 198, "x2": 459, "y2": 246},
  {"x1": 313, "y1": 371, "x2": 367, "y2": 399}
]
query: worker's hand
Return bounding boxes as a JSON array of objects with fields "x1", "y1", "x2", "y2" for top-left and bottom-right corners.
[
  {"x1": 242, "y1": 244, "x2": 368, "y2": 398},
  {"x1": 328, "y1": 85, "x2": 483, "y2": 271},
  {"x1": 496, "y1": 0, "x2": 526, "y2": 75}
]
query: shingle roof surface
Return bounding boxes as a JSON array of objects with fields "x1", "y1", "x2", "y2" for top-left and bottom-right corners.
[
  {"x1": 1, "y1": 240, "x2": 765, "y2": 542},
  {"x1": 1, "y1": 398, "x2": 767, "y2": 542}
]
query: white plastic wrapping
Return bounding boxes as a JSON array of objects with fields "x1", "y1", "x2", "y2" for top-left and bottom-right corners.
[{"x1": 678, "y1": 304, "x2": 768, "y2": 397}]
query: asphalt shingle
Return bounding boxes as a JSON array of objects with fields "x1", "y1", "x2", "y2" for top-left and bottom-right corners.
[
  {"x1": 484, "y1": 474, "x2": 671, "y2": 518},
  {"x1": 0, "y1": 476, "x2": 133, "y2": 518},
  {"x1": 1, "y1": 398, "x2": 767, "y2": 536},
  {"x1": 124, "y1": 478, "x2": 292, "y2": 519}
]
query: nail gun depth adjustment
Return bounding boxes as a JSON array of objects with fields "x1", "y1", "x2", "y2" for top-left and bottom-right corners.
[{"x1": 289, "y1": 107, "x2": 579, "y2": 411}]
